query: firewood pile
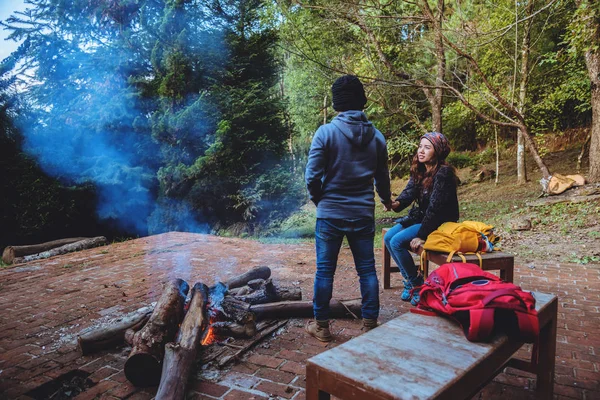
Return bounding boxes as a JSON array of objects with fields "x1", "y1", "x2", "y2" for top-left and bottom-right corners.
[{"x1": 76, "y1": 266, "x2": 362, "y2": 400}]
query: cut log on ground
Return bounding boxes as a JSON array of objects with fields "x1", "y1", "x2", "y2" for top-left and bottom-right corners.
[
  {"x1": 2, "y1": 237, "x2": 89, "y2": 264},
  {"x1": 224, "y1": 266, "x2": 271, "y2": 289},
  {"x1": 250, "y1": 299, "x2": 363, "y2": 320},
  {"x1": 125, "y1": 279, "x2": 189, "y2": 387},
  {"x1": 155, "y1": 283, "x2": 209, "y2": 400},
  {"x1": 235, "y1": 278, "x2": 302, "y2": 305},
  {"x1": 77, "y1": 304, "x2": 155, "y2": 355},
  {"x1": 13, "y1": 236, "x2": 107, "y2": 264}
]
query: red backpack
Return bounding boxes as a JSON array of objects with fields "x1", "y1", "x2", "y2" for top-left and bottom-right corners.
[{"x1": 416, "y1": 263, "x2": 539, "y2": 343}]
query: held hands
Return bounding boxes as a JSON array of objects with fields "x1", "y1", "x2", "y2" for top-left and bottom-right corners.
[
  {"x1": 410, "y1": 237, "x2": 425, "y2": 252},
  {"x1": 383, "y1": 200, "x2": 400, "y2": 212}
]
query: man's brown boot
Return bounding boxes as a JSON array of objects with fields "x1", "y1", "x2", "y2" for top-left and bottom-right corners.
[
  {"x1": 362, "y1": 318, "x2": 378, "y2": 332},
  {"x1": 305, "y1": 319, "x2": 333, "y2": 342}
]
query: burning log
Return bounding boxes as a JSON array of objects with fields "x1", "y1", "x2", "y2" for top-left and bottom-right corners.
[
  {"x1": 224, "y1": 266, "x2": 271, "y2": 289},
  {"x1": 155, "y1": 283, "x2": 209, "y2": 400},
  {"x1": 211, "y1": 321, "x2": 256, "y2": 339},
  {"x1": 250, "y1": 299, "x2": 363, "y2": 320},
  {"x1": 2, "y1": 237, "x2": 89, "y2": 264},
  {"x1": 124, "y1": 279, "x2": 189, "y2": 387},
  {"x1": 235, "y1": 278, "x2": 302, "y2": 305},
  {"x1": 77, "y1": 304, "x2": 154, "y2": 355},
  {"x1": 219, "y1": 295, "x2": 254, "y2": 325},
  {"x1": 12, "y1": 236, "x2": 107, "y2": 264}
]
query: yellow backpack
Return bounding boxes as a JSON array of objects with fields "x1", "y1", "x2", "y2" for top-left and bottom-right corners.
[{"x1": 421, "y1": 220, "x2": 500, "y2": 267}]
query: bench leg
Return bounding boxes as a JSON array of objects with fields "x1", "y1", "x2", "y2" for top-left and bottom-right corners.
[
  {"x1": 500, "y1": 257, "x2": 514, "y2": 283},
  {"x1": 383, "y1": 236, "x2": 391, "y2": 289},
  {"x1": 306, "y1": 365, "x2": 331, "y2": 400},
  {"x1": 535, "y1": 298, "x2": 557, "y2": 399}
]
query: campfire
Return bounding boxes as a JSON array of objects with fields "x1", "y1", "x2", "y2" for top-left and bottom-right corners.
[{"x1": 76, "y1": 266, "x2": 362, "y2": 400}]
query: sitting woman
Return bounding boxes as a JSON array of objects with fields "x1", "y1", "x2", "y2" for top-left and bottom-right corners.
[{"x1": 384, "y1": 132, "x2": 459, "y2": 305}]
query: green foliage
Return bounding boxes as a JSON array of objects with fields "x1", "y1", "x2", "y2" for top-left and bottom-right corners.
[{"x1": 446, "y1": 152, "x2": 475, "y2": 169}]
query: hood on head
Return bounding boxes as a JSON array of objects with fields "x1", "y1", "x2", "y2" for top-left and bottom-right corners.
[{"x1": 331, "y1": 110, "x2": 375, "y2": 148}]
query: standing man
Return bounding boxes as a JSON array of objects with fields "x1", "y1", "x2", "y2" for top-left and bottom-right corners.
[{"x1": 305, "y1": 75, "x2": 392, "y2": 342}]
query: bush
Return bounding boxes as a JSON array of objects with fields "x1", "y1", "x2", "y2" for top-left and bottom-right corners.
[{"x1": 446, "y1": 152, "x2": 474, "y2": 169}]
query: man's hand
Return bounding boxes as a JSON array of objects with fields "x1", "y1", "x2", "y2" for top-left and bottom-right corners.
[
  {"x1": 410, "y1": 237, "x2": 425, "y2": 252},
  {"x1": 383, "y1": 200, "x2": 393, "y2": 211}
]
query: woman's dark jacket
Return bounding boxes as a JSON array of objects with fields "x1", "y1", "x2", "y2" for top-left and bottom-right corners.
[{"x1": 394, "y1": 165, "x2": 459, "y2": 240}]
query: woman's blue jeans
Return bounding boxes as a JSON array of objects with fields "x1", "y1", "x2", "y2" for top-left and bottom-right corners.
[
  {"x1": 383, "y1": 223, "x2": 422, "y2": 279},
  {"x1": 313, "y1": 218, "x2": 379, "y2": 321}
]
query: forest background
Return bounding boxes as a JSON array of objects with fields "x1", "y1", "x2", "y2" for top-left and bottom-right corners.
[{"x1": 0, "y1": 0, "x2": 599, "y2": 255}]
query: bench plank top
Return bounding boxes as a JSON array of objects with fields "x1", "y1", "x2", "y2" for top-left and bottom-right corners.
[{"x1": 307, "y1": 292, "x2": 556, "y2": 400}]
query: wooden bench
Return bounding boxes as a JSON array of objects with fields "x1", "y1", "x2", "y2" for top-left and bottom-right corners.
[
  {"x1": 306, "y1": 292, "x2": 557, "y2": 400},
  {"x1": 381, "y1": 227, "x2": 514, "y2": 288}
]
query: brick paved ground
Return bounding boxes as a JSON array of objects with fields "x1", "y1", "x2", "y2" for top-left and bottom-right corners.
[{"x1": 0, "y1": 232, "x2": 598, "y2": 400}]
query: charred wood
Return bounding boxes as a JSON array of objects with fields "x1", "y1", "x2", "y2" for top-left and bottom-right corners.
[
  {"x1": 217, "y1": 320, "x2": 288, "y2": 368},
  {"x1": 155, "y1": 283, "x2": 209, "y2": 400},
  {"x1": 211, "y1": 321, "x2": 256, "y2": 339},
  {"x1": 235, "y1": 278, "x2": 301, "y2": 305},
  {"x1": 77, "y1": 305, "x2": 154, "y2": 355},
  {"x1": 124, "y1": 279, "x2": 189, "y2": 387},
  {"x1": 224, "y1": 266, "x2": 271, "y2": 289}
]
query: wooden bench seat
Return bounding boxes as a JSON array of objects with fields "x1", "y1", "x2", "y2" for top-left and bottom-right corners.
[
  {"x1": 381, "y1": 227, "x2": 514, "y2": 288},
  {"x1": 306, "y1": 292, "x2": 557, "y2": 400}
]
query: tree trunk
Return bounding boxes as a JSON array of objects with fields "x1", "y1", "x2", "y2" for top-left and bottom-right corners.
[
  {"x1": 517, "y1": 132, "x2": 527, "y2": 184},
  {"x1": 2, "y1": 237, "x2": 89, "y2": 264},
  {"x1": 125, "y1": 279, "x2": 189, "y2": 387},
  {"x1": 11, "y1": 237, "x2": 107, "y2": 264},
  {"x1": 516, "y1": 0, "x2": 535, "y2": 184},
  {"x1": 250, "y1": 299, "x2": 363, "y2": 320},
  {"x1": 155, "y1": 283, "x2": 209, "y2": 400},
  {"x1": 420, "y1": 0, "x2": 446, "y2": 133},
  {"x1": 77, "y1": 305, "x2": 154, "y2": 355},
  {"x1": 585, "y1": 48, "x2": 600, "y2": 182},
  {"x1": 518, "y1": 123, "x2": 551, "y2": 179}
]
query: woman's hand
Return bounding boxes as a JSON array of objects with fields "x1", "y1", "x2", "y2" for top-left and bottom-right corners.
[
  {"x1": 390, "y1": 201, "x2": 400, "y2": 210},
  {"x1": 410, "y1": 237, "x2": 425, "y2": 252}
]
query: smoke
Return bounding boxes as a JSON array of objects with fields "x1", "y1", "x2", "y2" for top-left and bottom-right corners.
[{"x1": 11, "y1": 2, "x2": 227, "y2": 237}]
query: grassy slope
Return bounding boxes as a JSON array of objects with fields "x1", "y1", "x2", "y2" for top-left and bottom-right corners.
[{"x1": 272, "y1": 143, "x2": 599, "y2": 266}]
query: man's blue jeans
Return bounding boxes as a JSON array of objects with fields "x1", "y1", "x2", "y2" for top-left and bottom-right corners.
[
  {"x1": 383, "y1": 223, "x2": 422, "y2": 279},
  {"x1": 313, "y1": 218, "x2": 379, "y2": 321}
]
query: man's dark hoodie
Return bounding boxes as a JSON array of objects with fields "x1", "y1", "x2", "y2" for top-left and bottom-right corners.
[{"x1": 305, "y1": 110, "x2": 391, "y2": 219}]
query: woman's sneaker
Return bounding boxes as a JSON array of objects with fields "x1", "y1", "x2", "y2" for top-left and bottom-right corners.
[
  {"x1": 400, "y1": 280, "x2": 414, "y2": 301},
  {"x1": 401, "y1": 275, "x2": 423, "y2": 302}
]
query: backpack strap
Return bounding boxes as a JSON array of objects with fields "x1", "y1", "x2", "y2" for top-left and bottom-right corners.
[
  {"x1": 446, "y1": 251, "x2": 466, "y2": 263},
  {"x1": 482, "y1": 289, "x2": 528, "y2": 309},
  {"x1": 467, "y1": 308, "x2": 495, "y2": 341}
]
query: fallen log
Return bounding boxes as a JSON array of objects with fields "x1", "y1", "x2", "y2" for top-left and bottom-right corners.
[
  {"x1": 77, "y1": 304, "x2": 154, "y2": 355},
  {"x1": 2, "y1": 237, "x2": 89, "y2": 264},
  {"x1": 13, "y1": 236, "x2": 107, "y2": 264},
  {"x1": 125, "y1": 279, "x2": 189, "y2": 387},
  {"x1": 250, "y1": 299, "x2": 363, "y2": 320},
  {"x1": 235, "y1": 278, "x2": 302, "y2": 305},
  {"x1": 225, "y1": 266, "x2": 271, "y2": 289},
  {"x1": 156, "y1": 283, "x2": 209, "y2": 400}
]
